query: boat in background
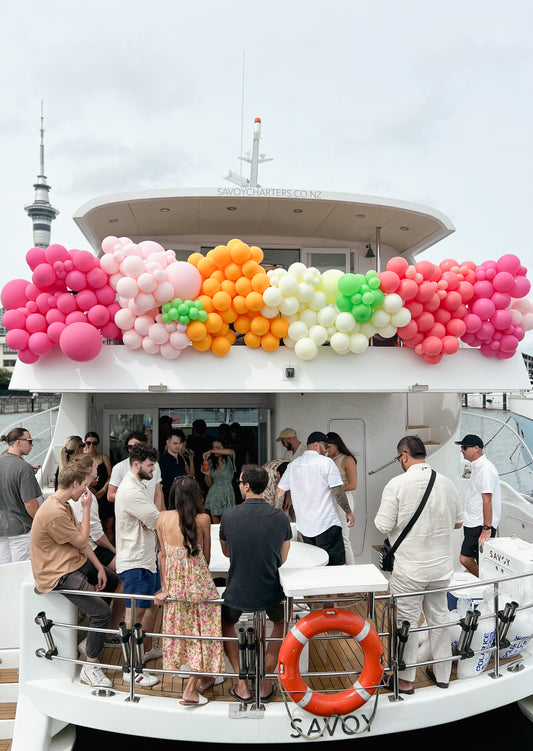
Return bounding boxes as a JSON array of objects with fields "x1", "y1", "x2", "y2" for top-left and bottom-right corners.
[{"x1": 3, "y1": 120, "x2": 533, "y2": 747}]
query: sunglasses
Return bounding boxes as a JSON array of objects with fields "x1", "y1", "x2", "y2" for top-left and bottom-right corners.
[
  {"x1": 20, "y1": 438, "x2": 33, "y2": 444},
  {"x1": 85, "y1": 440, "x2": 98, "y2": 446}
]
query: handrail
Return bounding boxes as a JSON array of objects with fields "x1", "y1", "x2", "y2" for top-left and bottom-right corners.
[{"x1": 33, "y1": 566, "x2": 533, "y2": 706}]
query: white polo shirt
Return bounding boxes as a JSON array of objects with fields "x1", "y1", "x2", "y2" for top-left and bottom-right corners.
[
  {"x1": 463, "y1": 453, "x2": 501, "y2": 528},
  {"x1": 277, "y1": 450, "x2": 343, "y2": 537}
]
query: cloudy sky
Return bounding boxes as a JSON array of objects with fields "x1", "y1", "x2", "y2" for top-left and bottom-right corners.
[{"x1": 1, "y1": 0, "x2": 532, "y2": 297}]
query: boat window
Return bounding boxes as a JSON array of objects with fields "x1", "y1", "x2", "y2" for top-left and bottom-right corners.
[
  {"x1": 108, "y1": 412, "x2": 155, "y2": 465},
  {"x1": 301, "y1": 249, "x2": 350, "y2": 273}
]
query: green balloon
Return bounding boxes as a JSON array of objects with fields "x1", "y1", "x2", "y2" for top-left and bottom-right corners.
[
  {"x1": 351, "y1": 293, "x2": 362, "y2": 305},
  {"x1": 198, "y1": 310, "x2": 208, "y2": 322},
  {"x1": 362, "y1": 291, "x2": 375, "y2": 306},
  {"x1": 371, "y1": 289, "x2": 384, "y2": 308},
  {"x1": 367, "y1": 275, "x2": 380, "y2": 289},
  {"x1": 338, "y1": 273, "x2": 363, "y2": 297},
  {"x1": 352, "y1": 303, "x2": 372, "y2": 322},
  {"x1": 336, "y1": 294, "x2": 352, "y2": 312}
]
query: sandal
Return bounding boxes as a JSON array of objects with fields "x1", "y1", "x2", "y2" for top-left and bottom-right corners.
[
  {"x1": 229, "y1": 686, "x2": 253, "y2": 704},
  {"x1": 260, "y1": 683, "x2": 277, "y2": 703},
  {"x1": 180, "y1": 695, "x2": 208, "y2": 707}
]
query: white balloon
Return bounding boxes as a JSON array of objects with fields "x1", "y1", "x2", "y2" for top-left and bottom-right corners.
[
  {"x1": 279, "y1": 275, "x2": 298, "y2": 296},
  {"x1": 349, "y1": 333, "x2": 370, "y2": 354},
  {"x1": 288, "y1": 321, "x2": 309, "y2": 341},
  {"x1": 390, "y1": 307, "x2": 412, "y2": 328},
  {"x1": 309, "y1": 324, "x2": 328, "y2": 345},
  {"x1": 308, "y1": 291, "x2": 328, "y2": 311},
  {"x1": 376, "y1": 323, "x2": 397, "y2": 339},
  {"x1": 263, "y1": 286, "x2": 283, "y2": 307},
  {"x1": 359, "y1": 322, "x2": 378, "y2": 337},
  {"x1": 382, "y1": 293, "x2": 404, "y2": 314},
  {"x1": 280, "y1": 296, "x2": 300, "y2": 316},
  {"x1": 288, "y1": 262, "x2": 307, "y2": 281},
  {"x1": 330, "y1": 332, "x2": 350, "y2": 354},
  {"x1": 299, "y1": 308, "x2": 318, "y2": 328},
  {"x1": 317, "y1": 306, "x2": 337, "y2": 327},
  {"x1": 335, "y1": 312, "x2": 356, "y2": 333},
  {"x1": 283, "y1": 336, "x2": 295, "y2": 349},
  {"x1": 261, "y1": 305, "x2": 279, "y2": 319},
  {"x1": 295, "y1": 337, "x2": 318, "y2": 360},
  {"x1": 296, "y1": 282, "x2": 314, "y2": 302}
]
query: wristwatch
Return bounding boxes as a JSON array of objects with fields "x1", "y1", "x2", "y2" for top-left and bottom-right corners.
[{"x1": 482, "y1": 525, "x2": 491, "y2": 530}]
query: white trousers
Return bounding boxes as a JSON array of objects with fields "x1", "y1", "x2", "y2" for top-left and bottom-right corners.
[
  {"x1": 336, "y1": 490, "x2": 355, "y2": 565},
  {"x1": 0, "y1": 532, "x2": 32, "y2": 565},
  {"x1": 389, "y1": 571, "x2": 452, "y2": 684}
]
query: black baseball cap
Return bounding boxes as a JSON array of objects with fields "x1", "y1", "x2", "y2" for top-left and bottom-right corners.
[
  {"x1": 455, "y1": 434, "x2": 484, "y2": 449},
  {"x1": 307, "y1": 431, "x2": 329, "y2": 445}
]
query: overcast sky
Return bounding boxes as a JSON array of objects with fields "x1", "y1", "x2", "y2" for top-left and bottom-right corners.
[{"x1": 2, "y1": 0, "x2": 532, "y2": 298}]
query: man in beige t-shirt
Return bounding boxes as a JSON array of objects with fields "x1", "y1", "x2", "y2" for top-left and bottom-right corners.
[{"x1": 30, "y1": 460, "x2": 120, "y2": 688}]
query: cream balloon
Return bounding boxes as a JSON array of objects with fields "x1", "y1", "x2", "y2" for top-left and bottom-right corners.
[
  {"x1": 309, "y1": 324, "x2": 328, "y2": 346},
  {"x1": 317, "y1": 306, "x2": 337, "y2": 327},
  {"x1": 319, "y1": 268, "x2": 343, "y2": 304},
  {"x1": 330, "y1": 332, "x2": 351, "y2": 354},
  {"x1": 349, "y1": 333, "x2": 370, "y2": 354},
  {"x1": 295, "y1": 337, "x2": 318, "y2": 360},
  {"x1": 335, "y1": 312, "x2": 356, "y2": 333}
]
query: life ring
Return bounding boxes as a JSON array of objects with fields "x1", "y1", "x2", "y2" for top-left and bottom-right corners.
[{"x1": 278, "y1": 608, "x2": 384, "y2": 717}]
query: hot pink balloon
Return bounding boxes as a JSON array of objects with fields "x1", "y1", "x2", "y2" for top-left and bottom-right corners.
[
  {"x1": 6, "y1": 329, "x2": 29, "y2": 350},
  {"x1": 491, "y1": 309, "x2": 513, "y2": 331},
  {"x1": 100, "y1": 321, "x2": 122, "y2": 341},
  {"x1": 493, "y1": 271, "x2": 514, "y2": 292},
  {"x1": 1, "y1": 279, "x2": 30, "y2": 310},
  {"x1": 59, "y1": 322, "x2": 102, "y2": 361},
  {"x1": 491, "y1": 291, "x2": 511, "y2": 310},
  {"x1": 45, "y1": 244, "x2": 69, "y2": 265},
  {"x1": 95, "y1": 285, "x2": 116, "y2": 306},
  {"x1": 66, "y1": 270, "x2": 87, "y2": 291},
  {"x1": 47, "y1": 321, "x2": 67, "y2": 342},
  {"x1": 72, "y1": 249, "x2": 97, "y2": 272},
  {"x1": 46, "y1": 308, "x2": 65, "y2": 324},
  {"x1": 511, "y1": 276, "x2": 531, "y2": 298},
  {"x1": 17, "y1": 348, "x2": 40, "y2": 364},
  {"x1": 26, "y1": 313, "x2": 47, "y2": 333},
  {"x1": 87, "y1": 305, "x2": 110, "y2": 327},
  {"x1": 76, "y1": 290, "x2": 98, "y2": 311},
  {"x1": 87, "y1": 267, "x2": 109, "y2": 289},
  {"x1": 472, "y1": 298, "x2": 495, "y2": 320},
  {"x1": 56, "y1": 293, "x2": 78, "y2": 315},
  {"x1": 26, "y1": 247, "x2": 47, "y2": 270},
  {"x1": 500, "y1": 334, "x2": 519, "y2": 353},
  {"x1": 2, "y1": 308, "x2": 26, "y2": 330},
  {"x1": 28, "y1": 332, "x2": 54, "y2": 356},
  {"x1": 497, "y1": 254, "x2": 521, "y2": 275},
  {"x1": 473, "y1": 280, "x2": 493, "y2": 299}
]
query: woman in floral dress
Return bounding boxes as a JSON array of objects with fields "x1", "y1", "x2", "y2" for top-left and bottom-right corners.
[{"x1": 154, "y1": 476, "x2": 224, "y2": 706}]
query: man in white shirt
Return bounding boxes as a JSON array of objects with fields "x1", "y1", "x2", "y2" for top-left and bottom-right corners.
[
  {"x1": 455, "y1": 433, "x2": 501, "y2": 577},
  {"x1": 115, "y1": 443, "x2": 161, "y2": 686},
  {"x1": 108, "y1": 432, "x2": 163, "y2": 511},
  {"x1": 276, "y1": 431, "x2": 354, "y2": 565},
  {"x1": 375, "y1": 435, "x2": 463, "y2": 694}
]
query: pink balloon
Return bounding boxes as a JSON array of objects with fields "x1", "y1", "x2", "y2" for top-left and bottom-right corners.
[
  {"x1": 166, "y1": 261, "x2": 202, "y2": 300},
  {"x1": 512, "y1": 276, "x2": 531, "y2": 298},
  {"x1": 386, "y1": 256, "x2": 409, "y2": 276},
  {"x1": 26, "y1": 247, "x2": 47, "y2": 270},
  {"x1": 493, "y1": 271, "x2": 514, "y2": 292},
  {"x1": 56, "y1": 292, "x2": 78, "y2": 315},
  {"x1": 26, "y1": 313, "x2": 47, "y2": 333},
  {"x1": 59, "y1": 322, "x2": 102, "y2": 361},
  {"x1": 24, "y1": 283, "x2": 41, "y2": 301},
  {"x1": 87, "y1": 305, "x2": 110, "y2": 327},
  {"x1": 1, "y1": 279, "x2": 30, "y2": 310},
  {"x1": 424, "y1": 294, "x2": 441, "y2": 313},
  {"x1": 2, "y1": 308, "x2": 26, "y2": 330},
  {"x1": 500, "y1": 334, "x2": 519, "y2": 353},
  {"x1": 472, "y1": 298, "x2": 495, "y2": 320},
  {"x1": 477, "y1": 321, "x2": 495, "y2": 341},
  {"x1": 28, "y1": 332, "x2": 54, "y2": 356},
  {"x1": 95, "y1": 285, "x2": 116, "y2": 306},
  {"x1": 46, "y1": 308, "x2": 65, "y2": 324},
  {"x1": 45, "y1": 245, "x2": 69, "y2": 265},
  {"x1": 100, "y1": 321, "x2": 122, "y2": 341},
  {"x1": 47, "y1": 321, "x2": 67, "y2": 342},
  {"x1": 72, "y1": 250, "x2": 97, "y2": 272},
  {"x1": 76, "y1": 290, "x2": 98, "y2": 311},
  {"x1": 6, "y1": 329, "x2": 29, "y2": 350},
  {"x1": 66, "y1": 270, "x2": 87, "y2": 291},
  {"x1": 32, "y1": 263, "x2": 56, "y2": 288},
  {"x1": 122, "y1": 329, "x2": 143, "y2": 349},
  {"x1": 491, "y1": 291, "x2": 511, "y2": 310},
  {"x1": 87, "y1": 267, "x2": 109, "y2": 289},
  {"x1": 65, "y1": 311, "x2": 87, "y2": 325},
  {"x1": 491, "y1": 309, "x2": 513, "y2": 330},
  {"x1": 17, "y1": 347, "x2": 40, "y2": 364},
  {"x1": 473, "y1": 280, "x2": 493, "y2": 299},
  {"x1": 423, "y1": 336, "x2": 443, "y2": 356},
  {"x1": 497, "y1": 254, "x2": 521, "y2": 275},
  {"x1": 446, "y1": 318, "x2": 466, "y2": 338}
]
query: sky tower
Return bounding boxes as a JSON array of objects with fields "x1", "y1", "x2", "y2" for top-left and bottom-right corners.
[{"x1": 24, "y1": 103, "x2": 59, "y2": 248}]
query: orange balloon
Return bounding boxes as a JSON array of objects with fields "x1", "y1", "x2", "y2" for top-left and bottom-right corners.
[
  {"x1": 187, "y1": 252, "x2": 204, "y2": 268},
  {"x1": 235, "y1": 276, "x2": 252, "y2": 296},
  {"x1": 244, "y1": 331, "x2": 261, "y2": 349},
  {"x1": 234, "y1": 315, "x2": 251, "y2": 334},
  {"x1": 197, "y1": 256, "x2": 217, "y2": 277},
  {"x1": 210, "y1": 244, "x2": 232, "y2": 268},
  {"x1": 202, "y1": 277, "x2": 221, "y2": 297},
  {"x1": 230, "y1": 241, "x2": 252, "y2": 264},
  {"x1": 211, "y1": 336, "x2": 232, "y2": 357},
  {"x1": 261, "y1": 332, "x2": 280, "y2": 352},
  {"x1": 251, "y1": 272, "x2": 270, "y2": 294},
  {"x1": 197, "y1": 294, "x2": 214, "y2": 313},
  {"x1": 187, "y1": 321, "x2": 208, "y2": 341},
  {"x1": 206, "y1": 312, "x2": 224, "y2": 334},
  {"x1": 212, "y1": 290, "x2": 232, "y2": 311},
  {"x1": 211, "y1": 269, "x2": 225, "y2": 283},
  {"x1": 192, "y1": 334, "x2": 212, "y2": 352},
  {"x1": 221, "y1": 307, "x2": 238, "y2": 324},
  {"x1": 225, "y1": 262, "x2": 242, "y2": 281},
  {"x1": 227, "y1": 329, "x2": 236, "y2": 345},
  {"x1": 242, "y1": 259, "x2": 261, "y2": 278},
  {"x1": 246, "y1": 291, "x2": 265, "y2": 312},
  {"x1": 250, "y1": 245, "x2": 264, "y2": 263},
  {"x1": 220, "y1": 279, "x2": 236, "y2": 297},
  {"x1": 250, "y1": 315, "x2": 270, "y2": 336},
  {"x1": 232, "y1": 295, "x2": 248, "y2": 315},
  {"x1": 270, "y1": 317, "x2": 289, "y2": 339},
  {"x1": 226, "y1": 238, "x2": 242, "y2": 250}
]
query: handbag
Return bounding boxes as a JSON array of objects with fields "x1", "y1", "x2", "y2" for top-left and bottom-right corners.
[{"x1": 378, "y1": 469, "x2": 436, "y2": 572}]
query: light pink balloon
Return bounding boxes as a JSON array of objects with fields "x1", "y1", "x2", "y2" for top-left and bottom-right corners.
[
  {"x1": 169, "y1": 331, "x2": 190, "y2": 349},
  {"x1": 100, "y1": 254, "x2": 120, "y2": 275},
  {"x1": 159, "y1": 342, "x2": 183, "y2": 360},
  {"x1": 166, "y1": 261, "x2": 202, "y2": 300},
  {"x1": 139, "y1": 240, "x2": 166, "y2": 256},
  {"x1": 134, "y1": 292, "x2": 156, "y2": 312},
  {"x1": 522, "y1": 313, "x2": 533, "y2": 331},
  {"x1": 116, "y1": 277, "x2": 139, "y2": 299},
  {"x1": 153, "y1": 281, "x2": 175, "y2": 303},
  {"x1": 121, "y1": 255, "x2": 146, "y2": 278},
  {"x1": 134, "y1": 315, "x2": 155, "y2": 336},
  {"x1": 137, "y1": 272, "x2": 158, "y2": 294},
  {"x1": 122, "y1": 329, "x2": 143, "y2": 349},
  {"x1": 59, "y1": 322, "x2": 102, "y2": 361},
  {"x1": 148, "y1": 323, "x2": 170, "y2": 345},
  {"x1": 101, "y1": 236, "x2": 119, "y2": 254},
  {"x1": 142, "y1": 337, "x2": 160, "y2": 355}
]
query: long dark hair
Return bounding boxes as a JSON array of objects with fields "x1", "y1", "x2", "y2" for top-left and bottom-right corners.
[
  {"x1": 168, "y1": 476, "x2": 205, "y2": 557},
  {"x1": 326, "y1": 432, "x2": 357, "y2": 463},
  {"x1": 210, "y1": 436, "x2": 230, "y2": 470}
]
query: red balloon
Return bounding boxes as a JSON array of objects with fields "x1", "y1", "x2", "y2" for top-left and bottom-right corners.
[
  {"x1": 378, "y1": 271, "x2": 400, "y2": 294},
  {"x1": 416, "y1": 311, "x2": 435, "y2": 332},
  {"x1": 398, "y1": 278, "x2": 419, "y2": 301},
  {"x1": 446, "y1": 318, "x2": 466, "y2": 338},
  {"x1": 416, "y1": 261, "x2": 438, "y2": 281},
  {"x1": 442, "y1": 335, "x2": 460, "y2": 355},
  {"x1": 423, "y1": 336, "x2": 443, "y2": 356},
  {"x1": 386, "y1": 257, "x2": 409, "y2": 276}
]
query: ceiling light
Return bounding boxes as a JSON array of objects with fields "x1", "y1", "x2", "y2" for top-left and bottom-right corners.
[
  {"x1": 356, "y1": 214, "x2": 366, "y2": 218},
  {"x1": 227, "y1": 206, "x2": 237, "y2": 211},
  {"x1": 160, "y1": 207, "x2": 170, "y2": 212},
  {"x1": 109, "y1": 219, "x2": 118, "y2": 224},
  {"x1": 293, "y1": 209, "x2": 303, "y2": 214},
  {"x1": 400, "y1": 226, "x2": 409, "y2": 231}
]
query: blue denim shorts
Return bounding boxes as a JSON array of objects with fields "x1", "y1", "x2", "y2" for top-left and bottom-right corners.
[{"x1": 119, "y1": 567, "x2": 160, "y2": 609}]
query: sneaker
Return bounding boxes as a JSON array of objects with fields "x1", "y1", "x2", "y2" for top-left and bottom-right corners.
[
  {"x1": 144, "y1": 646, "x2": 163, "y2": 661},
  {"x1": 135, "y1": 671, "x2": 159, "y2": 687},
  {"x1": 80, "y1": 664, "x2": 112, "y2": 688}
]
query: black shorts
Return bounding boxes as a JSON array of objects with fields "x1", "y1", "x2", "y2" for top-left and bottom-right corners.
[
  {"x1": 461, "y1": 525, "x2": 496, "y2": 561},
  {"x1": 93, "y1": 545, "x2": 115, "y2": 568},
  {"x1": 221, "y1": 602, "x2": 285, "y2": 625},
  {"x1": 302, "y1": 524, "x2": 346, "y2": 566}
]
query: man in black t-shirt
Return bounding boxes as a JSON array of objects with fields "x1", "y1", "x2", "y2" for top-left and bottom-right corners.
[{"x1": 219, "y1": 464, "x2": 291, "y2": 704}]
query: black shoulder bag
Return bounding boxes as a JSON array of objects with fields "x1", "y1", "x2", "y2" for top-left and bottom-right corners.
[{"x1": 378, "y1": 469, "x2": 436, "y2": 572}]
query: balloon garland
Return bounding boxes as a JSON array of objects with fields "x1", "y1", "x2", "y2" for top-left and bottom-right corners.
[{"x1": 1, "y1": 237, "x2": 531, "y2": 365}]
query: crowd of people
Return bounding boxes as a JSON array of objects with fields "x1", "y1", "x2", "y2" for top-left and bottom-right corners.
[{"x1": 0, "y1": 420, "x2": 500, "y2": 703}]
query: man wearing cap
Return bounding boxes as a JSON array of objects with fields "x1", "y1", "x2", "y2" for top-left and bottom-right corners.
[
  {"x1": 276, "y1": 431, "x2": 354, "y2": 565},
  {"x1": 456, "y1": 433, "x2": 500, "y2": 577},
  {"x1": 276, "y1": 428, "x2": 304, "y2": 462}
]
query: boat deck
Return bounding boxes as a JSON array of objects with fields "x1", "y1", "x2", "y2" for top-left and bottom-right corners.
[{"x1": 98, "y1": 595, "x2": 439, "y2": 701}]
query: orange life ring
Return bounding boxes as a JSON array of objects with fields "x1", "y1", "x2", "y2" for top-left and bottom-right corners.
[{"x1": 278, "y1": 608, "x2": 384, "y2": 718}]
